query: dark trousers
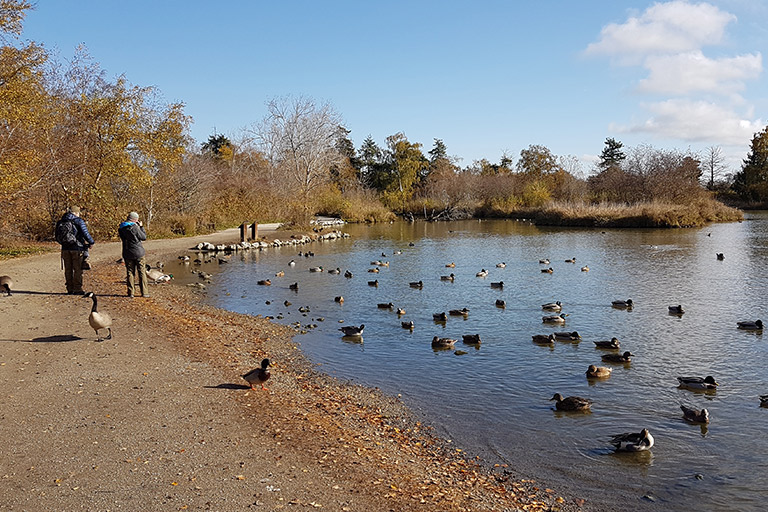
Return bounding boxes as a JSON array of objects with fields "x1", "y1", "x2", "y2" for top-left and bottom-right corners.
[
  {"x1": 62, "y1": 250, "x2": 84, "y2": 294},
  {"x1": 125, "y1": 257, "x2": 148, "y2": 296}
]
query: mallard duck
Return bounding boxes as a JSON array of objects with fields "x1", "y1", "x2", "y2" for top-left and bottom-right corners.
[
  {"x1": 565, "y1": 257, "x2": 576, "y2": 263},
  {"x1": 602, "y1": 351, "x2": 633, "y2": 363},
  {"x1": 367, "y1": 279, "x2": 379, "y2": 287},
  {"x1": 586, "y1": 365, "x2": 612, "y2": 378},
  {"x1": 496, "y1": 262, "x2": 506, "y2": 268},
  {"x1": 0, "y1": 275, "x2": 13, "y2": 296},
  {"x1": 334, "y1": 296, "x2": 344, "y2": 303},
  {"x1": 612, "y1": 299, "x2": 633, "y2": 308},
  {"x1": 594, "y1": 337, "x2": 620, "y2": 349},
  {"x1": 542, "y1": 313, "x2": 567, "y2": 324},
  {"x1": 581, "y1": 265, "x2": 590, "y2": 272},
  {"x1": 377, "y1": 302, "x2": 394, "y2": 309},
  {"x1": 274, "y1": 270, "x2": 285, "y2": 277},
  {"x1": 476, "y1": 269, "x2": 489, "y2": 277},
  {"x1": 440, "y1": 273, "x2": 455, "y2": 282},
  {"x1": 242, "y1": 358, "x2": 271, "y2": 390},
  {"x1": 495, "y1": 299, "x2": 506, "y2": 308},
  {"x1": 449, "y1": 307, "x2": 470, "y2": 316},
  {"x1": 737, "y1": 319, "x2": 763, "y2": 331},
  {"x1": 396, "y1": 308, "x2": 406, "y2": 315},
  {"x1": 368, "y1": 268, "x2": 380, "y2": 273},
  {"x1": 532, "y1": 334, "x2": 556, "y2": 344},
  {"x1": 328, "y1": 267, "x2": 341, "y2": 275},
  {"x1": 550, "y1": 393, "x2": 592, "y2": 411},
  {"x1": 84, "y1": 292, "x2": 112, "y2": 342},
  {"x1": 716, "y1": 253, "x2": 724, "y2": 260},
  {"x1": 409, "y1": 280, "x2": 424, "y2": 289},
  {"x1": 760, "y1": 395, "x2": 768, "y2": 408},
  {"x1": 541, "y1": 267, "x2": 554, "y2": 274},
  {"x1": 462, "y1": 334, "x2": 481, "y2": 344},
  {"x1": 445, "y1": 262, "x2": 456, "y2": 268},
  {"x1": 433, "y1": 312, "x2": 448, "y2": 322},
  {"x1": 553, "y1": 331, "x2": 581, "y2": 341},
  {"x1": 289, "y1": 282, "x2": 299, "y2": 290},
  {"x1": 677, "y1": 375, "x2": 718, "y2": 390},
  {"x1": 431, "y1": 336, "x2": 457, "y2": 348},
  {"x1": 668, "y1": 305, "x2": 685, "y2": 314},
  {"x1": 681, "y1": 404, "x2": 710, "y2": 423},
  {"x1": 344, "y1": 270, "x2": 353, "y2": 278},
  {"x1": 257, "y1": 279, "x2": 271, "y2": 286},
  {"x1": 309, "y1": 266, "x2": 323, "y2": 272},
  {"x1": 539, "y1": 259, "x2": 550, "y2": 265},
  {"x1": 490, "y1": 281, "x2": 504, "y2": 289},
  {"x1": 610, "y1": 429, "x2": 654, "y2": 452},
  {"x1": 401, "y1": 320, "x2": 414, "y2": 330},
  {"x1": 339, "y1": 324, "x2": 365, "y2": 337},
  {"x1": 542, "y1": 301, "x2": 562, "y2": 311}
]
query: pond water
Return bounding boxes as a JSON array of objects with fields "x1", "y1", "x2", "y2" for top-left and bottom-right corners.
[{"x1": 181, "y1": 213, "x2": 768, "y2": 511}]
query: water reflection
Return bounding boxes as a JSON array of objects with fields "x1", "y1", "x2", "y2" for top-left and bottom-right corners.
[{"x1": 185, "y1": 212, "x2": 768, "y2": 511}]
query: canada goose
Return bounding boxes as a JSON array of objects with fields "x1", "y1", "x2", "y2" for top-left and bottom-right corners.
[
  {"x1": 242, "y1": 358, "x2": 271, "y2": 390},
  {"x1": 0, "y1": 275, "x2": 13, "y2": 296},
  {"x1": 542, "y1": 301, "x2": 562, "y2": 311},
  {"x1": 409, "y1": 280, "x2": 424, "y2": 289},
  {"x1": 612, "y1": 299, "x2": 633, "y2": 308},
  {"x1": 677, "y1": 375, "x2": 718, "y2": 390},
  {"x1": 495, "y1": 299, "x2": 506, "y2": 308},
  {"x1": 401, "y1": 320, "x2": 414, "y2": 330},
  {"x1": 490, "y1": 281, "x2": 504, "y2": 289},
  {"x1": 594, "y1": 337, "x2": 620, "y2": 349},
  {"x1": 339, "y1": 324, "x2": 365, "y2": 337},
  {"x1": 462, "y1": 334, "x2": 481, "y2": 344},
  {"x1": 610, "y1": 429, "x2": 654, "y2": 452},
  {"x1": 550, "y1": 393, "x2": 592, "y2": 411},
  {"x1": 431, "y1": 336, "x2": 457, "y2": 349},
  {"x1": 147, "y1": 268, "x2": 172, "y2": 283},
  {"x1": 83, "y1": 292, "x2": 112, "y2": 342},
  {"x1": 668, "y1": 305, "x2": 684, "y2": 314},
  {"x1": 440, "y1": 273, "x2": 455, "y2": 282},
  {"x1": 737, "y1": 319, "x2": 763, "y2": 331},
  {"x1": 602, "y1": 351, "x2": 633, "y2": 363},
  {"x1": 586, "y1": 365, "x2": 612, "y2": 378},
  {"x1": 681, "y1": 405, "x2": 710, "y2": 424}
]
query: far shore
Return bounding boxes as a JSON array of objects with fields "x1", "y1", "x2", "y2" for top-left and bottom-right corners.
[{"x1": 0, "y1": 227, "x2": 577, "y2": 511}]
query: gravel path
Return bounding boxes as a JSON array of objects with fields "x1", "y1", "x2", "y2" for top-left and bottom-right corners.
[{"x1": 0, "y1": 229, "x2": 573, "y2": 511}]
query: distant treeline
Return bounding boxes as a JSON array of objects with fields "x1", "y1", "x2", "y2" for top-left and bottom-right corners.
[{"x1": 3, "y1": 1, "x2": 765, "y2": 244}]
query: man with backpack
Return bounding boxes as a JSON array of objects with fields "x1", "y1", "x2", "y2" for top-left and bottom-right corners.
[{"x1": 56, "y1": 206, "x2": 94, "y2": 295}]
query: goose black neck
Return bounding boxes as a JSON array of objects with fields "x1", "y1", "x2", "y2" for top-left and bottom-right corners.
[{"x1": 90, "y1": 295, "x2": 98, "y2": 312}]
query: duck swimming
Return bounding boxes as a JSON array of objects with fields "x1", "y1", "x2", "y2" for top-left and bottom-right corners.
[
  {"x1": 449, "y1": 307, "x2": 470, "y2": 316},
  {"x1": 433, "y1": 312, "x2": 448, "y2": 322},
  {"x1": 581, "y1": 265, "x2": 589, "y2": 272},
  {"x1": 541, "y1": 301, "x2": 562, "y2": 311},
  {"x1": 431, "y1": 336, "x2": 457, "y2": 349},
  {"x1": 539, "y1": 259, "x2": 550, "y2": 265},
  {"x1": 668, "y1": 305, "x2": 685, "y2": 314},
  {"x1": 462, "y1": 334, "x2": 481, "y2": 345},
  {"x1": 495, "y1": 299, "x2": 506, "y2": 308},
  {"x1": 242, "y1": 358, "x2": 271, "y2": 390},
  {"x1": 496, "y1": 262, "x2": 506, "y2": 268},
  {"x1": 367, "y1": 279, "x2": 379, "y2": 287},
  {"x1": 681, "y1": 404, "x2": 710, "y2": 423},
  {"x1": 476, "y1": 269, "x2": 489, "y2": 277},
  {"x1": 440, "y1": 273, "x2": 455, "y2": 282},
  {"x1": 401, "y1": 321, "x2": 414, "y2": 330},
  {"x1": 593, "y1": 337, "x2": 620, "y2": 349},
  {"x1": 445, "y1": 262, "x2": 456, "y2": 268},
  {"x1": 532, "y1": 334, "x2": 556, "y2": 344},
  {"x1": 677, "y1": 375, "x2": 718, "y2": 390},
  {"x1": 490, "y1": 281, "x2": 504, "y2": 289},
  {"x1": 586, "y1": 365, "x2": 612, "y2": 378},
  {"x1": 542, "y1": 313, "x2": 567, "y2": 324},
  {"x1": 550, "y1": 393, "x2": 592, "y2": 412},
  {"x1": 339, "y1": 324, "x2": 365, "y2": 337},
  {"x1": 344, "y1": 270, "x2": 353, "y2": 278},
  {"x1": 541, "y1": 267, "x2": 554, "y2": 274},
  {"x1": 553, "y1": 331, "x2": 581, "y2": 342},
  {"x1": 602, "y1": 351, "x2": 633, "y2": 363},
  {"x1": 409, "y1": 280, "x2": 424, "y2": 289},
  {"x1": 612, "y1": 299, "x2": 633, "y2": 308},
  {"x1": 377, "y1": 302, "x2": 394, "y2": 309},
  {"x1": 737, "y1": 319, "x2": 763, "y2": 331},
  {"x1": 610, "y1": 429, "x2": 654, "y2": 452}
]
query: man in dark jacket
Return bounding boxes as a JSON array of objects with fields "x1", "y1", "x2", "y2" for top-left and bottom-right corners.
[
  {"x1": 59, "y1": 206, "x2": 95, "y2": 295},
  {"x1": 118, "y1": 211, "x2": 149, "y2": 297}
]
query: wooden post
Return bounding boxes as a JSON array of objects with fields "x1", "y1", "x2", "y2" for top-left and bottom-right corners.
[
  {"x1": 250, "y1": 222, "x2": 259, "y2": 240},
  {"x1": 239, "y1": 222, "x2": 247, "y2": 242}
]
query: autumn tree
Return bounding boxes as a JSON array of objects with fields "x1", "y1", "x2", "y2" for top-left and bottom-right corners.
[
  {"x1": 733, "y1": 125, "x2": 768, "y2": 202},
  {"x1": 380, "y1": 132, "x2": 428, "y2": 211},
  {"x1": 702, "y1": 145, "x2": 727, "y2": 190}
]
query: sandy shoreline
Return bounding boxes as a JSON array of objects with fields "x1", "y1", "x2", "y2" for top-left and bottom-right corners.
[{"x1": 0, "y1": 228, "x2": 575, "y2": 511}]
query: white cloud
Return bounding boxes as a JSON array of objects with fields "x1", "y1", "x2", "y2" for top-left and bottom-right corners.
[
  {"x1": 612, "y1": 99, "x2": 763, "y2": 145},
  {"x1": 586, "y1": 1, "x2": 736, "y2": 62},
  {"x1": 638, "y1": 51, "x2": 762, "y2": 94}
]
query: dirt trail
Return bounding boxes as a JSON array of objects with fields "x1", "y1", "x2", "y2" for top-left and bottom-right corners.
[{"x1": 0, "y1": 229, "x2": 570, "y2": 511}]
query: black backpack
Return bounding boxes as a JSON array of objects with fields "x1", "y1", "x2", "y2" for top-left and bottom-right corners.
[{"x1": 55, "y1": 219, "x2": 78, "y2": 246}]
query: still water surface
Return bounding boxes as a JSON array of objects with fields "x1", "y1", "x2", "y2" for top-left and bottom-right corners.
[{"x1": 189, "y1": 213, "x2": 768, "y2": 511}]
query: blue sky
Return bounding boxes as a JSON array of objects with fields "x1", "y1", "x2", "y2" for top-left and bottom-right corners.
[{"x1": 22, "y1": 1, "x2": 767, "y2": 174}]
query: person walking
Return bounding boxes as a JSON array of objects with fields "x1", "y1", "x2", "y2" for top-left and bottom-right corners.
[
  {"x1": 118, "y1": 211, "x2": 149, "y2": 298},
  {"x1": 56, "y1": 206, "x2": 94, "y2": 295}
]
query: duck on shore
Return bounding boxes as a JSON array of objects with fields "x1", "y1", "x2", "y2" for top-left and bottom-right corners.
[{"x1": 242, "y1": 358, "x2": 271, "y2": 390}]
